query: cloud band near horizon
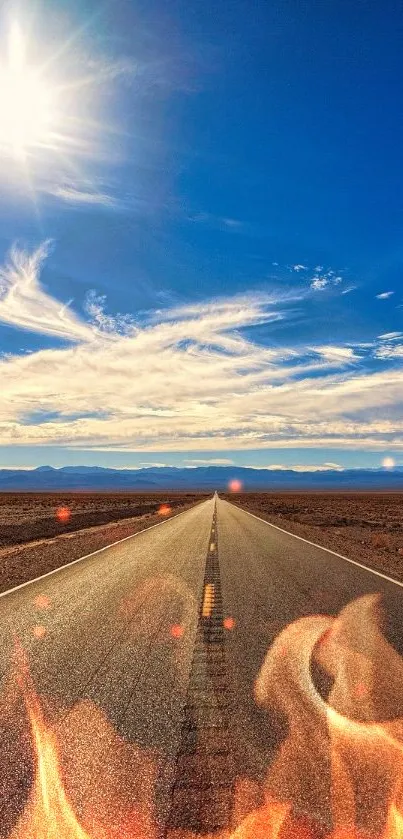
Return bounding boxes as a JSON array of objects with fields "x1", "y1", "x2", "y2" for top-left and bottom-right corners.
[{"x1": 0, "y1": 243, "x2": 402, "y2": 453}]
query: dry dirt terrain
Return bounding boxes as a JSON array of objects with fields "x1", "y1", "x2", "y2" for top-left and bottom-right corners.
[
  {"x1": 223, "y1": 492, "x2": 403, "y2": 583},
  {"x1": 0, "y1": 492, "x2": 207, "y2": 592}
]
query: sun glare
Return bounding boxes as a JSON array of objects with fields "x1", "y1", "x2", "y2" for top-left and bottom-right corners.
[{"x1": 0, "y1": 23, "x2": 55, "y2": 157}]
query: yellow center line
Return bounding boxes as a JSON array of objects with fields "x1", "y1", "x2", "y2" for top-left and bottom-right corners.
[{"x1": 202, "y1": 583, "x2": 215, "y2": 618}]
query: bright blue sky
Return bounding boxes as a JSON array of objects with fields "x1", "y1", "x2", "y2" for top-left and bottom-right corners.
[{"x1": 0, "y1": 0, "x2": 402, "y2": 471}]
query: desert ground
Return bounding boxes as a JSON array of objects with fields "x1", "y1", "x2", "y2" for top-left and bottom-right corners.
[
  {"x1": 0, "y1": 492, "x2": 207, "y2": 592},
  {"x1": 223, "y1": 491, "x2": 403, "y2": 583},
  {"x1": 1, "y1": 491, "x2": 402, "y2": 594}
]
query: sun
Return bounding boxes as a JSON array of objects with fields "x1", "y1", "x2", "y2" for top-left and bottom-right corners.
[
  {"x1": 0, "y1": 23, "x2": 55, "y2": 158},
  {"x1": 0, "y1": 15, "x2": 125, "y2": 201}
]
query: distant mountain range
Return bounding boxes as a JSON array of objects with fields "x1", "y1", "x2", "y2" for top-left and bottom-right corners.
[{"x1": 0, "y1": 464, "x2": 402, "y2": 491}]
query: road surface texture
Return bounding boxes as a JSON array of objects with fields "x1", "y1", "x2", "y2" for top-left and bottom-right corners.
[{"x1": 0, "y1": 494, "x2": 402, "y2": 837}]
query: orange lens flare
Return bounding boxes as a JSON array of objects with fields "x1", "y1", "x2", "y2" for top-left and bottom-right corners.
[
  {"x1": 56, "y1": 506, "x2": 71, "y2": 523},
  {"x1": 223, "y1": 616, "x2": 236, "y2": 631},
  {"x1": 228, "y1": 479, "x2": 243, "y2": 493},
  {"x1": 34, "y1": 594, "x2": 51, "y2": 610},
  {"x1": 158, "y1": 504, "x2": 172, "y2": 516},
  {"x1": 170, "y1": 623, "x2": 184, "y2": 639},
  {"x1": 32, "y1": 625, "x2": 46, "y2": 639}
]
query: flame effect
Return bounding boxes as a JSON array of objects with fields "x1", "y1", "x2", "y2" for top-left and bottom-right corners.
[
  {"x1": 247, "y1": 594, "x2": 403, "y2": 839},
  {"x1": 9, "y1": 652, "x2": 91, "y2": 839},
  {"x1": 8, "y1": 650, "x2": 158, "y2": 839},
  {"x1": 11, "y1": 693, "x2": 91, "y2": 839},
  {"x1": 5, "y1": 594, "x2": 403, "y2": 839}
]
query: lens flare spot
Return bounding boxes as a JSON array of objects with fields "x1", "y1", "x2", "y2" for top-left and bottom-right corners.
[
  {"x1": 382, "y1": 457, "x2": 395, "y2": 469},
  {"x1": 228, "y1": 479, "x2": 243, "y2": 493},
  {"x1": 223, "y1": 616, "x2": 236, "y2": 631},
  {"x1": 158, "y1": 504, "x2": 172, "y2": 516},
  {"x1": 56, "y1": 506, "x2": 71, "y2": 523},
  {"x1": 170, "y1": 624, "x2": 184, "y2": 639},
  {"x1": 34, "y1": 594, "x2": 51, "y2": 610},
  {"x1": 33, "y1": 625, "x2": 46, "y2": 639}
]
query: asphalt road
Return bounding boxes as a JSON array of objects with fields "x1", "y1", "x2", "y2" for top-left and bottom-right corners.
[
  {"x1": 0, "y1": 494, "x2": 402, "y2": 836},
  {"x1": 216, "y1": 498, "x2": 403, "y2": 834}
]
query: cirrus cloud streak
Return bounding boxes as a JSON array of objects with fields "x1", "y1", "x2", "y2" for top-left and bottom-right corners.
[{"x1": 0, "y1": 243, "x2": 402, "y2": 453}]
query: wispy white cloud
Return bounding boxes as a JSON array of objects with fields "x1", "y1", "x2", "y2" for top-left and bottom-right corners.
[
  {"x1": 374, "y1": 332, "x2": 403, "y2": 359},
  {"x1": 375, "y1": 344, "x2": 403, "y2": 359},
  {"x1": 222, "y1": 218, "x2": 242, "y2": 229},
  {"x1": 84, "y1": 291, "x2": 135, "y2": 335},
  {"x1": 313, "y1": 346, "x2": 358, "y2": 363},
  {"x1": 188, "y1": 212, "x2": 243, "y2": 231},
  {"x1": 138, "y1": 461, "x2": 170, "y2": 468},
  {"x1": 82, "y1": 57, "x2": 137, "y2": 85},
  {"x1": 0, "y1": 242, "x2": 94, "y2": 341},
  {"x1": 47, "y1": 184, "x2": 120, "y2": 209},
  {"x1": 0, "y1": 243, "x2": 403, "y2": 453},
  {"x1": 263, "y1": 462, "x2": 344, "y2": 472},
  {"x1": 274, "y1": 261, "x2": 348, "y2": 292},
  {"x1": 184, "y1": 458, "x2": 235, "y2": 466},
  {"x1": 310, "y1": 276, "x2": 328, "y2": 291},
  {"x1": 0, "y1": 464, "x2": 33, "y2": 470},
  {"x1": 376, "y1": 291, "x2": 394, "y2": 299},
  {"x1": 310, "y1": 267, "x2": 344, "y2": 292},
  {"x1": 378, "y1": 332, "x2": 403, "y2": 341}
]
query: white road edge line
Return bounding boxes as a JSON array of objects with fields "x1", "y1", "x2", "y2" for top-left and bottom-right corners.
[
  {"x1": 0, "y1": 501, "x2": 209, "y2": 600},
  {"x1": 223, "y1": 498, "x2": 403, "y2": 590}
]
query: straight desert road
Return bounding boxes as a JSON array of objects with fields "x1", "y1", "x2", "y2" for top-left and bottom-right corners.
[
  {"x1": 0, "y1": 498, "x2": 214, "y2": 836},
  {"x1": 216, "y1": 497, "x2": 403, "y2": 832},
  {"x1": 0, "y1": 493, "x2": 402, "y2": 836}
]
